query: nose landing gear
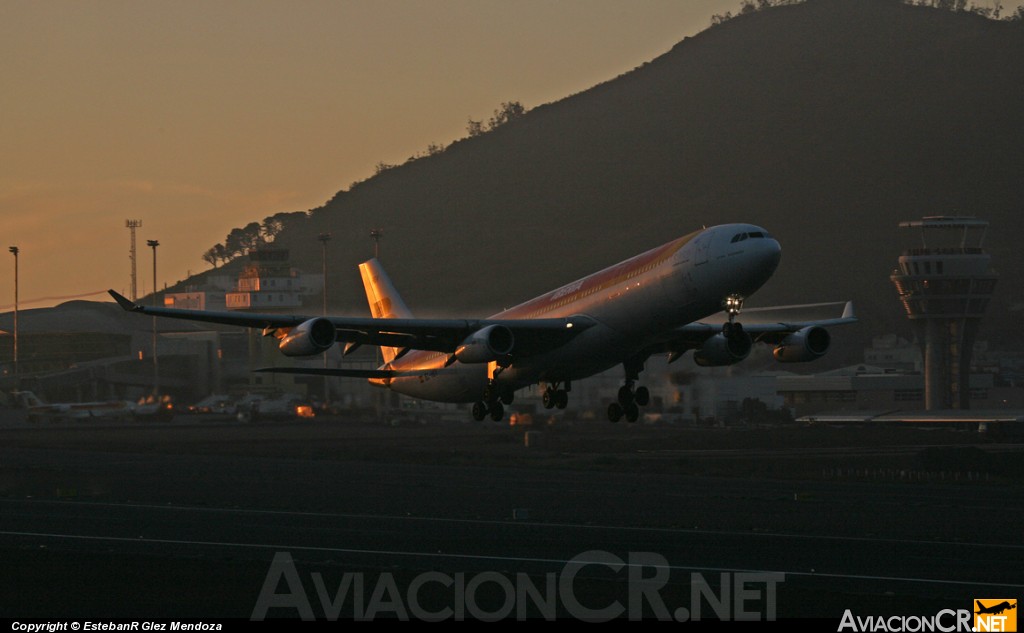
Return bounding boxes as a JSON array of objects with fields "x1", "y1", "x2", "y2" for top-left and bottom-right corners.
[{"x1": 722, "y1": 293, "x2": 746, "y2": 341}]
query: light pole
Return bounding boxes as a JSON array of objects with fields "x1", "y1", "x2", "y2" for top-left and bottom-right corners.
[
  {"x1": 8, "y1": 246, "x2": 18, "y2": 377},
  {"x1": 317, "y1": 233, "x2": 331, "y2": 403},
  {"x1": 147, "y1": 240, "x2": 159, "y2": 395}
]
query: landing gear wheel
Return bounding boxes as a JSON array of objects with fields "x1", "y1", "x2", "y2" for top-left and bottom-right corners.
[
  {"x1": 472, "y1": 401, "x2": 487, "y2": 422},
  {"x1": 723, "y1": 321, "x2": 745, "y2": 340},
  {"x1": 624, "y1": 402, "x2": 640, "y2": 423},
  {"x1": 543, "y1": 385, "x2": 569, "y2": 410},
  {"x1": 634, "y1": 386, "x2": 650, "y2": 407},
  {"x1": 542, "y1": 388, "x2": 556, "y2": 410},
  {"x1": 617, "y1": 357, "x2": 649, "y2": 423},
  {"x1": 555, "y1": 390, "x2": 569, "y2": 410},
  {"x1": 489, "y1": 402, "x2": 504, "y2": 422},
  {"x1": 607, "y1": 402, "x2": 623, "y2": 423}
]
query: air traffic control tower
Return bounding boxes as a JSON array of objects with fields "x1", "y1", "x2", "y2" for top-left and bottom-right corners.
[{"x1": 890, "y1": 217, "x2": 997, "y2": 410}]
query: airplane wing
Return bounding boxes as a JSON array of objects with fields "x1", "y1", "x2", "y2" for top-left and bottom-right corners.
[
  {"x1": 108, "y1": 290, "x2": 595, "y2": 357},
  {"x1": 678, "y1": 301, "x2": 855, "y2": 339},
  {"x1": 655, "y1": 301, "x2": 856, "y2": 358}
]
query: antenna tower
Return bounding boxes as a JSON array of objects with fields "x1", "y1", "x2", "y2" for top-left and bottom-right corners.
[{"x1": 126, "y1": 219, "x2": 142, "y2": 300}]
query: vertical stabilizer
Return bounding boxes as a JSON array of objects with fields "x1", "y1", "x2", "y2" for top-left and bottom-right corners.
[{"x1": 358, "y1": 258, "x2": 412, "y2": 364}]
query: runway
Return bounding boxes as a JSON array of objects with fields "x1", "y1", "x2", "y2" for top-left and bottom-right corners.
[{"x1": 1, "y1": 418, "x2": 1021, "y2": 620}]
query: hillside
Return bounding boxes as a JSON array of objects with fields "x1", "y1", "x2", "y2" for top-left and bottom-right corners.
[{"x1": 208, "y1": 0, "x2": 1024, "y2": 362}]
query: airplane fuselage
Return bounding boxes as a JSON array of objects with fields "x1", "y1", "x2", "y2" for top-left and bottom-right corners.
[{"x1": 381, "y1": 223, "x2": 782, "y2": 402}]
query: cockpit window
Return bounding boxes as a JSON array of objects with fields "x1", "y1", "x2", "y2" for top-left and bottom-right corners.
[
  {"x1": 730, "y1": 233, "x2": 749, "y2": 243},
  {"x1": 748, "y1": 231, "x2": 764, "y2": 239}
]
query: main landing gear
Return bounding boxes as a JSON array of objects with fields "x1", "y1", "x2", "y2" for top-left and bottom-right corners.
[
  {"x1": 472, "y1": 399, "x2": 504, "y2": 422},
  {"x1": 472, "y1": 361, "x2": 514, "y2": 422},
  {"x1": 472, "y1": 385, "x2": 514, "y2": 422},
  {"x1": 475, "y1": 379, "x2": 571, "y2": 422},
  {"x1": 542, "y1": 382, "x2": 570, "y2": 411},
  {"x1": 607, "y1": 357, "x2": 650, "y2": 423}
]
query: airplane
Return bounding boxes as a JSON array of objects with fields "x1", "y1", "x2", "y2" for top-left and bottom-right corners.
[
  {"x1": 108, "y1": 223, "x2": 856, "y2": 423},
  {"x1": 15, "y1": 390, "x2": 135, "y2": 423},
  {"x1": 976, "y1": 601, "x2": 1017, "y2": 615}
]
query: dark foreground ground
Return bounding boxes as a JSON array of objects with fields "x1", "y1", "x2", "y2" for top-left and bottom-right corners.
[{"x1": 1, "y1": 412, "x2": 1021, "y2": 622}]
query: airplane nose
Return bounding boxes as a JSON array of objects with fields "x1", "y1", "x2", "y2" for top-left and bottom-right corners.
[{"x1": 760, "y1": 237, "x2": 782, "y2": 274}]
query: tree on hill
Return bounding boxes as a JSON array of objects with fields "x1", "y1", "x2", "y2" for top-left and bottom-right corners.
[
  {"x1": 224, "y1": 222, "x2": 263, "y2": 259},
  {"x1": 487, "y1": 101, "x2": 526, "y2": 130},
  {"x1": 468, "y1": 101, "x2": 526, "y2": 137},
  {"x1": 201, "y1": 244, "x2": 228, "y2": 269},
  {"x1": 466, "y1": 118, "x2": 485, "y2": 137},
  {"x1": 201, "y1": 211, "x2": 308, "y2": 269}
]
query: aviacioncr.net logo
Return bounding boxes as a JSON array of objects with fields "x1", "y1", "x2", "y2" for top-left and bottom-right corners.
[
  {"x1": 251, "y1": 550, "x2": 784, "y2": 621},
  {"x1": 974, "y1": 599, "x2": 1017, "y2": 632}
]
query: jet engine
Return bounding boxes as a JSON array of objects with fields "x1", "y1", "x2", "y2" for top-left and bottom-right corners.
[
  {"x1": 773, "y1": 326, "x2": 830, "y2": 362},
  {"x1": 694, "y1": 332, "x2": 752, "y2": 367},
  {"x1": 454, "y1": 324, "x2": 514, "y2": 364},
  {"x1": 278, "y1": 318, "x2": 337, "y2": 356}
]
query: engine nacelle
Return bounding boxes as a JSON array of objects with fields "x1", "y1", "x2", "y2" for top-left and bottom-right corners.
[
  {"x1": 454, "y1": 325, "x2": 515, "y2": 364},
  {"x1": 278, "y1": 318, "x2": 337, "y2": 357},
  {"x1": 773, "y1": 326, "x2": 830, "y2": 363},
  {"x1": 694, "y1": 332, "x2": 752, "y2": 367}
]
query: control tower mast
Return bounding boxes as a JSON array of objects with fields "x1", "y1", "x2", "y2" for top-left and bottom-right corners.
[
  {"x1": 890, "y1": 217, "x2": 997, "y2": 410},
  {"x1": 126, "y1": 219, "x2": 142, "y2": 301}
]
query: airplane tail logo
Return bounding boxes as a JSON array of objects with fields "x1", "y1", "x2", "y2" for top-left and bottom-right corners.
[
  {"x1": 358, "y1": 258, "x2": 413, "y2": 365},
  {"x1": 975, "y1": 599, "x2": 1017, "y2": 632}
]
